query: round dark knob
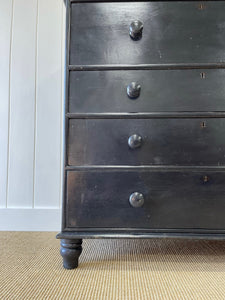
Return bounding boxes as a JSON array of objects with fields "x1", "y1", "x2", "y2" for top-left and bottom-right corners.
[
  {"x1": 202, "y1": 175, "x2": 210, "y2": 183},
  {"x1": 129, "y1": 192, "x2": 144, "y2": 208},
  {"x1": 127, "y1": 82, "x2": 141, "y2": 99},
  {"x1": 128, "y1": 134, "x2": 142, "y2": 149},
  {"x1": 129, "y1": 20, "x2": 143, "y2": 40}
]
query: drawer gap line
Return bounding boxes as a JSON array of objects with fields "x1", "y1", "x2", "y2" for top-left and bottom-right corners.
[
  {"x1": 66, "y1": 112, "x2": 225, "y2": 119},
  {"x1": 68, "y1": 63, "x2": 225, "y2": 71}
]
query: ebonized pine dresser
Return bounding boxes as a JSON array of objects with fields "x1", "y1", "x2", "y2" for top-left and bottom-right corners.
[{"x1": 57, "y1": 0, "x2": 225, "y2": 269}]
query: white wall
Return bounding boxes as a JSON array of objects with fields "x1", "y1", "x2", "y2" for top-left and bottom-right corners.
[{"x1": 0, "y1": 0, "x2": 65, "y2": 230}]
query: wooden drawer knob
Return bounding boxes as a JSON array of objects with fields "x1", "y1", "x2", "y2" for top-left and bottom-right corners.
[
  {"x1": 128, "y1": 134, "x2": 142, "y2": 149},
  {"x1": 129, "y1": 20, "x2": 143, "y2": 40},
  {"x1": 129, "y1": 192, "x2": 145, "y2": 208},
  {"x1": 127, "y1": 82, "x2": 141, "y2": 99}
]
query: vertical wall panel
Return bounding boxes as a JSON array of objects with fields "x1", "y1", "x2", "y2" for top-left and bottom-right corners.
[
  {"x1": 7, "y1": 0, "x2": 37, "y2": 208},
  {"x1": 0, "y1": 0, "x2": 13, "y2": 208},
  {"x1": 34, "y1": 0, "x2": 63, "y2": 208}
]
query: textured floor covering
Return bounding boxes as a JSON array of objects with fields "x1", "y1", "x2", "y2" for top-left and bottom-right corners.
[{"x1": 0, "y1": 232, "x2": 225, "y2": 299}]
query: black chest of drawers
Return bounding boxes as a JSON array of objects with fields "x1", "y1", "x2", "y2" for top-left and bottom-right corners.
[{"x1": 57, "y1": 0, "x2": 225, "y2": 269}]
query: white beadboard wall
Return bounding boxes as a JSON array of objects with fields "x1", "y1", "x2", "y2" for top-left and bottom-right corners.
[{"x1": 0, "y1": 0, "x2": 66, "y2": 230}]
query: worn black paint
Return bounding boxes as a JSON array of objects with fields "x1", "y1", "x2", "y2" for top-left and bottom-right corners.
[
  {"x1": 60, "y1": 239, "x2": 82, "y2": 269},
  {"x1": 70, "y1": 2, "x2": 225, "y2": 65},
  {"x1": 69, "y1": 69, "x2": 225, "y2": 113},
  {"x1": 66, "y1": 170, "x2": 225, "y2": 229},
  {"x1": 57, "y1": 0, "x2": 225, "y2": 269},
  {"x1": 68, "y1": 118, "x2": 225, "y2": 166}
]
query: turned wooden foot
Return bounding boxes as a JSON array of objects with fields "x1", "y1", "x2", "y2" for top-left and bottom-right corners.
[{"x1": 60, "y1": 239, "x2": 82, "y2": 269}]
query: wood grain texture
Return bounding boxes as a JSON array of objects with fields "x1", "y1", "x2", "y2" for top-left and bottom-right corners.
[
  {"x1": 58, "y1": 1, "x2": 225, "y2": 263},
  {"x1": 66, "y1": 170, "x2": 225, "y2": 229},
  {"x1": 70, "y1": 2, "x2": 225, "y2": 65},
  {"x1": 0, "y1": 0, "x2": 13, "y2": 208},
  {"x1": 69, "y1": 69, "x2": 225, "y2": 113},
  {"x1": 34, "y1": 0, "x2": 63, "y2": 208},
  {"x1": 68, "y1": 118, "x2": 225, "y2": 166},
  {"x1": 7, "y1": 0, "x2": 37, "y2": 208}
]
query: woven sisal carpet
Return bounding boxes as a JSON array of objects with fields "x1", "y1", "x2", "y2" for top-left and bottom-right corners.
[{"x1": 0, "y1": 232, "x2": 225, "y2": 299}]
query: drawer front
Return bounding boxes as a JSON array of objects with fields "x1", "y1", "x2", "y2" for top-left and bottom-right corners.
[
  {"x1": 68, "y1": 119, "x2": 225, "y2": 166},
  {"x1": 66, "y1": 170, "x2": 225, "y2": 229},
  {"x1": 70, "y1": 2, "x2": 225, "y2": 65},
  {"x1": 69, "y1": 69, "x2": 225, "y2": 113}
]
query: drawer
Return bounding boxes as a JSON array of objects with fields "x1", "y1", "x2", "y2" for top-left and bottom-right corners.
[
  {"x1": 70, "y1": 1, "x2": 225, "y2": 65},
  {"x1": 67, "y1": 118, "x2": 225, "y2": 166},
  {"x1": 69, "y1": 69, "x2": 225, "y2": 113},
  {"x1": 66, "y1": 170, "x2": 225, "y2": 229}
]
